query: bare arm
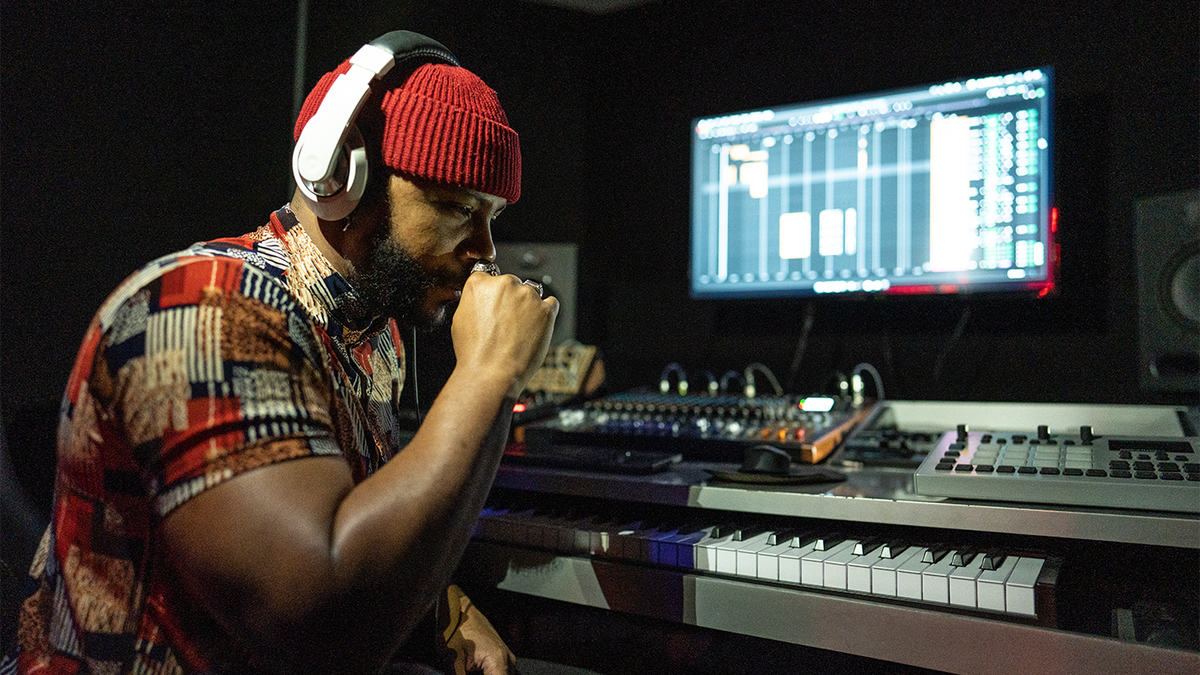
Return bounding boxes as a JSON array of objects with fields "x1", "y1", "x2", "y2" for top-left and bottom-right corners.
[{"x1": 158, "y1": 271, "x2": 556, "y2": 674}]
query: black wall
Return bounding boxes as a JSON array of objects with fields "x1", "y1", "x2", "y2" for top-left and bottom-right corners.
[{"x1": 3, "y1": 0, "x2": 1198, "y2": 480}]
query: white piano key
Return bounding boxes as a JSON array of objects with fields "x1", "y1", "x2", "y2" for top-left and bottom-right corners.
[
  {"x1": 976, "y1": 555, "x2": 1019, "y2": 612},
  {"x1": 646, "y1": 524, "x2": 685, "y2": 565},
  {"x1": 727, "y1": 531, "x2": 776, "y2": 577},
  {"x1": 778, "y1": 539, "x2": 819, "y2": 584},
  {"x1": 921, "y1": 550, "x2": 959, "y2": 604},
  {"x1": 658, "y1": 526, "x2": 708, "y2": 567},
  {"x1": 590, "y1": 519, "x2": 629, "y2": 557},
  {"x1": 870, "y1": 546, "x2": 922, "y2": 597},
  {"x1": 801, "y1": 540, "x2": 855, "y2": 586},
  {"x1": 822, "y1": 541, "x2": 863, "y2": 590},
  {"x1": 692, "y1": 526, "x2": 731, "y2": 572},
  {"x1": 753, "y1": 541, "x2": 793, "y2": 581},
  {"x1": 895, "y1": 547, "x2": 931, "y2": 600},
  {"x1": 1005, "y1": 556, "x2": 1046, "y2": 617},
  {"x1": 624, "y1": 523, "x2": 666, "y2": 562},
  {"x1": 570, "y1": 516, "x2": 601, "y2": 554},
  {"x1": 948, "y1": 555, "x2": 987, "y2": 608},
  {"x1": 610, "y1": 521, "x2": 644, "y2": 560},
  {"x1": 846, "y1": 547, "x2": 886, "y2": 593}
]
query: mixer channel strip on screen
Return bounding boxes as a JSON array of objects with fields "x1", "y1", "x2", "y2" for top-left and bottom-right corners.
[
  {"x1": 913, "y1": 426, "x2": 1200, "y2": 512},
  {"x1": 518, "y1": 390, "x2": 872, "y2": 464}
]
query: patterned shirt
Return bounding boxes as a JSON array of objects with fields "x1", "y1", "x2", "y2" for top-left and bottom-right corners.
[{"x1": 7, "y1": 206, "x2": 408, "y2": 674}]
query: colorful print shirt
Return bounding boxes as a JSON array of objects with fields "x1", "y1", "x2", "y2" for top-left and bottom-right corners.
[{"x1": 6, "y1": 206, "x2": 408, "y2": 674}]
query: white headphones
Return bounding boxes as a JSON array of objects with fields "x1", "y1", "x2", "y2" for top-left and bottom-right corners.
[{"x1": 292, "y1": 31, "x2": 458, "y2": 221}]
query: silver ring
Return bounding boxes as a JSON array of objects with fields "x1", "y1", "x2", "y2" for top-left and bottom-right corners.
[
  {"x1": 472, "y1": 261, "x2": 501, "y2": 276},
  {"x1": 522, "y1": 279, "x2": 544, "y2": 298}
]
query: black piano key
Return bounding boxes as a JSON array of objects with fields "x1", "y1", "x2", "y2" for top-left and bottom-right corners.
[
  {"x1": 814, "y1": 533, "x2": 845, "y2": 551},
  {"x1": 880, "y1": 540, "x2": 909, "y2": 559},
  {"x1": 922, "y1": 545, "x2": 950, "y2": 564},
  {"x1": 766, "y1": 528, "x2": 804, "y2": 546},
  {"x1": 788, "y1": 531, "x2": 821, "y2": 548},
  {"x1": 981, "y1": 552, "x2": 1007, "y2": 571},
  {"x1": 951, "y1": 548, "x2": 977, "y2": 567},
  {"x1": 733, "y1": 525, "x2": 769, "y2": 542},
  {"x1": 853, "y1": 537, "x2": 885, "y2": 556}
]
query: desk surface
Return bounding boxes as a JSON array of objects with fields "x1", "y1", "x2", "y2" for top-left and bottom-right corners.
[{"x1": 493, "y1": 460, "x2": 1200, "y2": 549}]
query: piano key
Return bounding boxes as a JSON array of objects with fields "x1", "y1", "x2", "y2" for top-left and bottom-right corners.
[
  {"x1": 623, "y1": 521, "x2": 671, "y2": 562},
  {"x1": 976, "y1": 555, "x2": 1020, "y2": 612},
  {"x1": 813, "y1": 533, "x2": 846, "y2": 551},
  {"x1": 980, "y1": 551, "x2": 1007, "y2": 571},
  {"x1": 566, "y1": 514, "x2": 603, "y2": 554},
  {"x1": 802, "y1": 539, "x2": 857, "y2": 586},
  {"x1": 590, "y1": 518, "x2": 636, "y2": 557},
  {"x1": 921, "y1": 549, "x2": 960, "y2": 604},
  {"x1": 846, "y1": 546, "x2": 886, "y2": 593},
  {"x1": 853, "y1": 537, "x2": 885, "y2": 556},
  {"x1": 870, "y1": 546, "x2": 924, "y2": 597},
  {"x1": 921, "y1": 545, "x2": 950, "y2": 564},
  {"x1": 609, "y1": 520, "x2": 647, "y2": 560},
  {"x1": 1005, "y1": 557, "x2": 1046, "y2": 616},
  {"x1": 777, "y1": 537, "x2": 821, "y2": 584},
  {"x1": 729, "y1": 530, "x2": 780, "y2": 577},
  {"x1": 896, "y1": 547, "x2": 932, "y2": 600},
  {"x1": 879, "y1": 540, "x2": 909, "y2": 559},
  {"x1": 948, "y1": 554, "x2": 988, "y2": 607},
  {"x1": 692, "y1": 525, "x2": 735, "y2": 572},
  {"x1": 716, "y1": 528, "x2": 769, "y2": 574},
  {"x1": 656, "y1": 523, "x2": 708, "y2": 567},
  {"x1": 823, "y1": 540, "x2": 866, "y2": 590},
  {"x1": 766, "y1": 528, "x2": 804, "y2": 546},
  {"x1": 752, "y1": 536, "x2": 809, "y2": 582},
  {"x1": 950, "y1": 548, "x2": 978, "y2": 567}
]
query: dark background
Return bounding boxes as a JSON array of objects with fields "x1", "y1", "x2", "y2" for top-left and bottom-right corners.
[
  {"x1": 2, "y1": 0, "x2": 1197, "y2": 625},
  {"x1": 10, "y1": 0, "x2": 1196, "y2": 412}
]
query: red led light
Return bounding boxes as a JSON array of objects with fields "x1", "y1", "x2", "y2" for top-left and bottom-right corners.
[{"x1": 512, "y1": 402, "x2": 527, "y2": 413}]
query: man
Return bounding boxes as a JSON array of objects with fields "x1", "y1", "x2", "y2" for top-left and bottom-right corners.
[{"x1": 7, "y1": 32, "x2": 555, "y2": 675}]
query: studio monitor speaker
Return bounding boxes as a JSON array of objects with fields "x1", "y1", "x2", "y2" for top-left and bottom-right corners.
[
  {"x1": 1136, "y1": 189, "x2": 1199, "y2": 394},
  {"x1": 495, "y1": 242, "x2": 577, "y2": 347}
]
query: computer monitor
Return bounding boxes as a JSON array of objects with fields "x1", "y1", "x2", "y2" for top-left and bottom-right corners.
[{"x1": 690, "y1": 67, "x2": 1055, "y2": 299}]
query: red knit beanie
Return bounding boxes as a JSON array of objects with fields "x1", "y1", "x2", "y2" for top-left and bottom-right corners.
[{"x1": 295, "y1": 60, "x2": 521, "y2": 204}]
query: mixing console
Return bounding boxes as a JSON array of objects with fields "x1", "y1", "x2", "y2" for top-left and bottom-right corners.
[{"x1": 517, "y1": 389, "x2": 872, "y2": 463}]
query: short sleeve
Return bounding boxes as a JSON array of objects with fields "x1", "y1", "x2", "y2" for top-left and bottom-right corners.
[{"x1": 90, "y1": 255, "x2": 342, "y2": 519}]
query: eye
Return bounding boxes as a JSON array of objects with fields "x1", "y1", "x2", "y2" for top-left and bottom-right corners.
[{"x1": 434, "y1": 200, "x2": 474, "y2": 220}]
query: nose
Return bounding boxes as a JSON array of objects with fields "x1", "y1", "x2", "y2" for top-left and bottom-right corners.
[{"x1": 461, "y1": 219, "x2": 496, "y2": 263}]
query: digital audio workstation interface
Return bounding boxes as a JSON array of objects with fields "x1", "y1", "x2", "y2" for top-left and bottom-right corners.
[{"x1": 690, "y1": 68, "x2": 1054, "y2": 298}]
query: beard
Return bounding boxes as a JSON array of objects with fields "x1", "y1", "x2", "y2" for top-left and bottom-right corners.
[{"x1": 351, "y1": 229, "x2": 451, "y2": 331}]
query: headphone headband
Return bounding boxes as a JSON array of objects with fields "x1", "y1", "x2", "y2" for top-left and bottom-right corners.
[{"x1": 292, "y1": 31, "x2": 459, "y2": 221}]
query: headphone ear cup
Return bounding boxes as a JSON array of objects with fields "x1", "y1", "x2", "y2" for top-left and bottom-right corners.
[{"x1": 293, "y1": 125, "x2": 369, "y2": 222}]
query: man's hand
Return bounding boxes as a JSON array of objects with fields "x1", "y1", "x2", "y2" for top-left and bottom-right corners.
[
  {"x1": 442, "y1": 586, "x2": 516, "y2": 675},
  {"x1": 454, "y1": 270, "x2": 558, "y2": 399}
]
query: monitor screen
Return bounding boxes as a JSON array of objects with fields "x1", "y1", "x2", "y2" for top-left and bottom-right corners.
[{"x1": 690, "y1": 67, "x2": 1055, "y2": 299}]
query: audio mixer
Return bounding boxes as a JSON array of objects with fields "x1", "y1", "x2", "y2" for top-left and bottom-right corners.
[
  {"x1": 516, "y1": 389, "x2": 872, "y2": 464},
  {"x1": 914, "y1": 425, "x2": 1200, "y2": 513}
]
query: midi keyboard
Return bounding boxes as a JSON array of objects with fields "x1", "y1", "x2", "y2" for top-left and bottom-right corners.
[{"x1": 914, "y1": 427, "x2": 1200, "y2": 513}]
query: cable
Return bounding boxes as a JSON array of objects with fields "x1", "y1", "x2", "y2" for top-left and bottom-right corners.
[
  {"x1": 932, "y1": 307, "x2": 971, "y2": 385},
  {"x1": 719, "y1": 370, "x2": 744, "y2": 395},
  {"x1": 658, "y1": 362, "x2": 688, "y2": 396},
  {"x1": 743, "y1": 362, "x2": 783, "y2": 398},
  {"x1": 785, "y1": 303, "x2": 816, "y2": 393},
  {"x1": 851, "y1": 362, "x2": 885, "y2": 403},
  {"x1": 693, "y1": 369, "x2": 718, "y2": 396}
]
